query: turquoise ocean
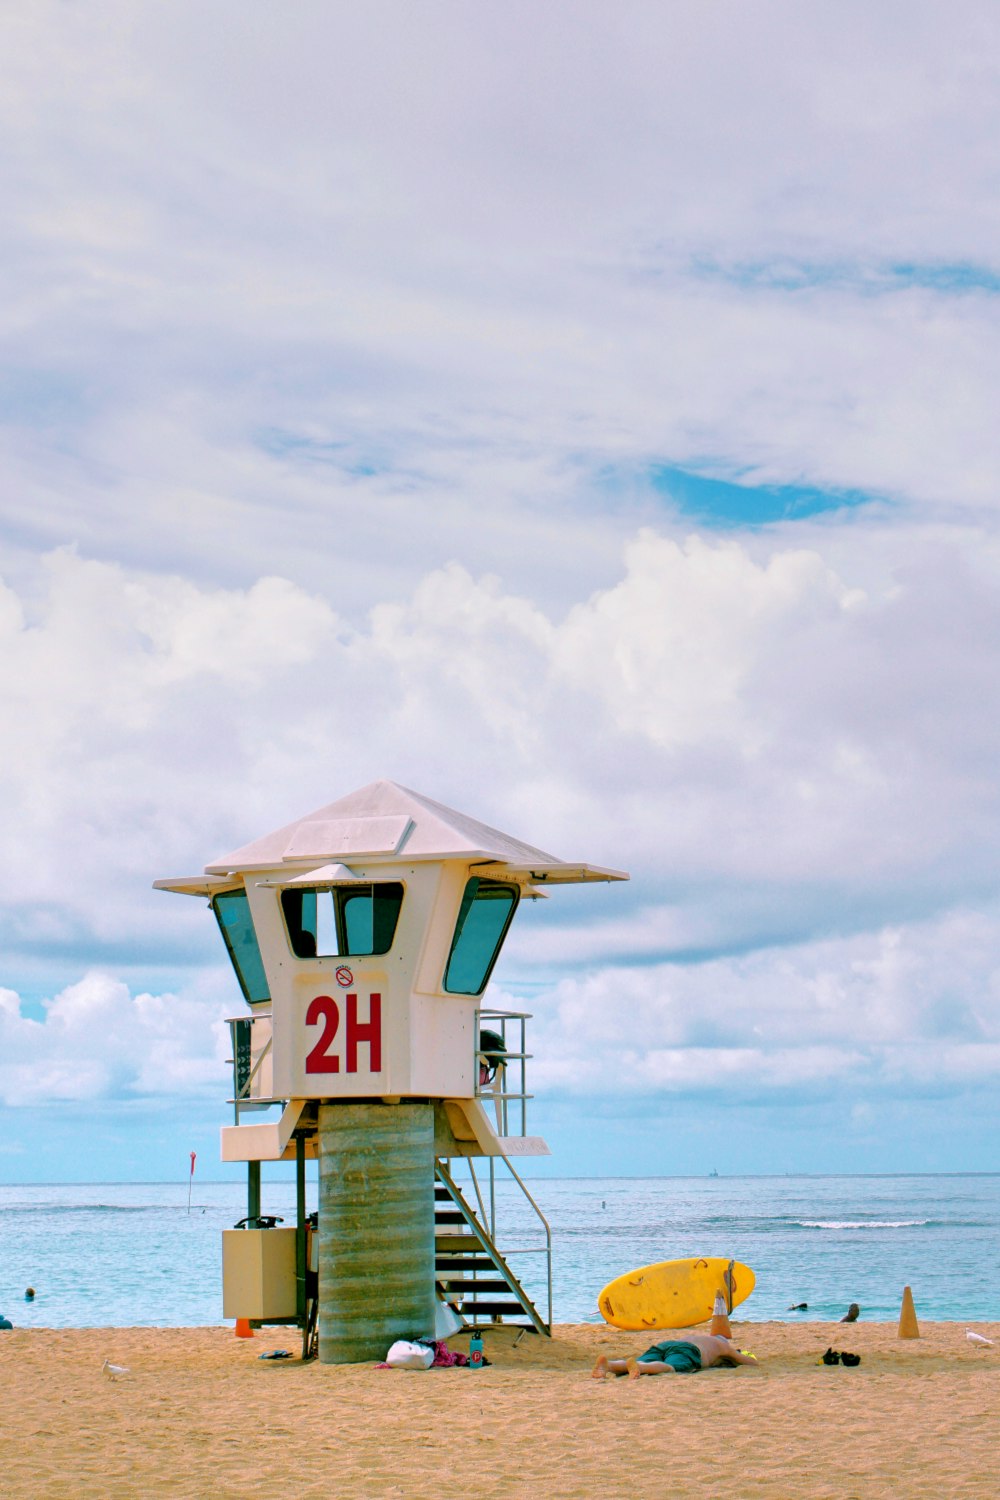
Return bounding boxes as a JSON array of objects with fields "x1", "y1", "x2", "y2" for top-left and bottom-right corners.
[{"x1": 3, "y1": 1174, "x2": 999, "y2": 1329}]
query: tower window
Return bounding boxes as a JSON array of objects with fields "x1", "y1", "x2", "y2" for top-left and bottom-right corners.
[
  {"x1": 281, "y1": 883, "x2": 404, "y2": 958},
  {"x1": 212, "y1": 890, "x2": 271, "y2": 1005},
  {"x1": 443, "y1": 878, "x2": 519, "y2": 995}
]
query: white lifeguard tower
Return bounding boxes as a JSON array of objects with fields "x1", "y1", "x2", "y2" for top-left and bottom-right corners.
[{"x1": 156, "y1": 779, "x2": 627, "y2": 1362}]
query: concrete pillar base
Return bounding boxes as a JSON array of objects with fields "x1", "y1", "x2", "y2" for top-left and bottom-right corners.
[{"x1": 317, "y1": 1102, "x2": 435, "y2": 1364}]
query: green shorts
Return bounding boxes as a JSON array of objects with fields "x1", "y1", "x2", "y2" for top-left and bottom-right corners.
[{"x1": 637, "y1": 1340, "x2": 702, "y2": 1373}]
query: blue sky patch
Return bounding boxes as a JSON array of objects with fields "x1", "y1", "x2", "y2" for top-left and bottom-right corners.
[
  {"x1": 255, "y1": 426, "x2": 384, "y2": 479},
  {"x1": 648, "y1": 465, "x2": 873, "y2": 527},
  {"x1": 685, "y1": 257, "x2": 1000, "y2": 296},
  {"x1": 885, "y1": 261, "x2": 1000, "y2": 294},
  {"x1": 0, "y1": 368, "x2": 90, "y2": 429}
]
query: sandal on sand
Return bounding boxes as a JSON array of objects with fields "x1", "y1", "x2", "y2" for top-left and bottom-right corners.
[
  {"x1": 841, "y1": 1352, "x2": 861, "y2": 1366},
  {"x1": 821, "y1": 1347, "x2": 841, "y2": 1365}
]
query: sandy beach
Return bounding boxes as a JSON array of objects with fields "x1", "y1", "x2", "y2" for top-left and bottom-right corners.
[{"x1": 2, "y1": 1320, "x2": 998, "y2": 1499}]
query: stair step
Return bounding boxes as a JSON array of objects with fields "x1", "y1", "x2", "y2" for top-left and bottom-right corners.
[
  {"x1": 436, "y1": 1259, "x2": 498, "y2": 1274},
  {"x1": 465, "y1": 1320, "x2": 538, "y2": 1330},
  {"x1": 466, "y1": 1325, "x2": 540, "y2": 1334},
  {"x1": 457, "y1": 1299, "x2": 530, "y2": 1315},
  {"x1": 436, "y1": 1278, "x2": 511, "y2": 1294},
  {"x1": 437, "y1": 1265, "x2": 498, "y2": 1277}
]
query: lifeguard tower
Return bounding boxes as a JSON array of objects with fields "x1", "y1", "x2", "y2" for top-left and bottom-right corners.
[{"x1": 155, "y1": 780, "x2": 626, "y2": 1363}]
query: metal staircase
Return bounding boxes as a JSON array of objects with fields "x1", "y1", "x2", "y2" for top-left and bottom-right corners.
[{"x1": 434, "y1": 1159, "x2": 550, "y2": 1336}]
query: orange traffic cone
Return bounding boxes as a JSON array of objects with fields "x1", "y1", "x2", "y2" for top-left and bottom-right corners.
[
  {"x1": 709, "y1": 1291, "x2": 732, "y2": 1339},
  {"x1": 235, "y1": 1318, "x2": 254, "y2": 1339},
  {"x1": 898, "y1": 1286, "x2": 920, "y2": 1339}
]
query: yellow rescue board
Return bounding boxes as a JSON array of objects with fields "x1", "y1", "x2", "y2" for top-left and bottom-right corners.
[{"x1": 597, "y1": 1257, "x2": 756, "y2": 1331}]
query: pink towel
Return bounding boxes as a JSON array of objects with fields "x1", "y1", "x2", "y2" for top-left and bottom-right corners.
[{"x1": 431, "y1": 1340, "x2": 468, "y2": 1367}]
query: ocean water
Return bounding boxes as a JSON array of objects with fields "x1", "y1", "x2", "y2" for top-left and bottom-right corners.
[{"x1": 2, "y1": 1174, "x2": 999, "y2": 1329}]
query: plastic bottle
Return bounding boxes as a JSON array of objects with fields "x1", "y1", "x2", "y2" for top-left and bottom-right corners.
[{"x1": 469, "y1": 1331, "x2": 484, "y2": 1369}]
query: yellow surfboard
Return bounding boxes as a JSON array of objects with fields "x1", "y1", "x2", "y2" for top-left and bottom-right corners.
[{"x1": 597, "y1": 1256, "x2": 755, "y2": 1331}]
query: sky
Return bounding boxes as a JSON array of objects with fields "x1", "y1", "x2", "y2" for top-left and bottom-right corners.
[{"x1": 3, "y1": 1, "x2": 1000, "y2": 1182}]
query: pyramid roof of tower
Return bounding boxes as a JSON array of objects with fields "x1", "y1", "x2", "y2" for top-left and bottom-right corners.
[{"x1": 198, "y1": 779, "x2": 626, "y2": 884}]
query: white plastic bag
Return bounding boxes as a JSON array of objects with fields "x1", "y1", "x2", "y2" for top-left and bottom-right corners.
[
  {"x1": 385, "y1": 1339, "x2": 434, "y2": 1370},
  {"x1": 434, "y1": 1298, "x2": 464, "y2": 1339}
]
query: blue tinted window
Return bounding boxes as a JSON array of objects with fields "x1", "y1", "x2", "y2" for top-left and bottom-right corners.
[
  {"x1": 213, "y1": 890, "x2": 271, "y2": 1005},
  {"x1": 444, "y1": 879, "x2": 519, "y2": 995},
  {"x1": 281, "y1": 883, "x2": 403, "y2": 958}
]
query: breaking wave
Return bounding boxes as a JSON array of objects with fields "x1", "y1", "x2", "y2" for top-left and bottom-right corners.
[{"x1": 794, "y1": 1219, "x2": 929, "y2": 1230}]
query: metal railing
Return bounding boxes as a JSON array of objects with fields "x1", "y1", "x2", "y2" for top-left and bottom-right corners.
[
  {"x1": 227, "y1": 1015, "x2": 277, "y2": 1122},
  {"x1": 227, "y1": 1003, "x2": 537, "y2": 1137},
  {"x1": 476, "y1": 1007, "x2": 533, "y2": 1137}
]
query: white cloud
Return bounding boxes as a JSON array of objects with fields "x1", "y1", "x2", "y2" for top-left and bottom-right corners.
[
  {"x1": 0, "y1": 972, "x2": 230, "y2": 1107},
  {"x1": 512, "y1": 905, "x2": 1000, "y2": 1102},
  {"x1": 553, "y1": 532, "x2": 864, "y2": 751}
]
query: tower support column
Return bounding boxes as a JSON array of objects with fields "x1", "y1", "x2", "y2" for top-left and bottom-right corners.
[{"x1": 317, "y1": 1101, "x2": 435, "y2": 1364}]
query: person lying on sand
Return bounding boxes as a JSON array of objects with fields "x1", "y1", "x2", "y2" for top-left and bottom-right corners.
[{"x1": 592, "y1": 1332, "x2": 758, "y2": 1379}]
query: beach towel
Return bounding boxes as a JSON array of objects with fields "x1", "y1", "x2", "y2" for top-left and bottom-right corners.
[{"x1": 430, "y1": 1340, "x2": 469, "y2": 1367}]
